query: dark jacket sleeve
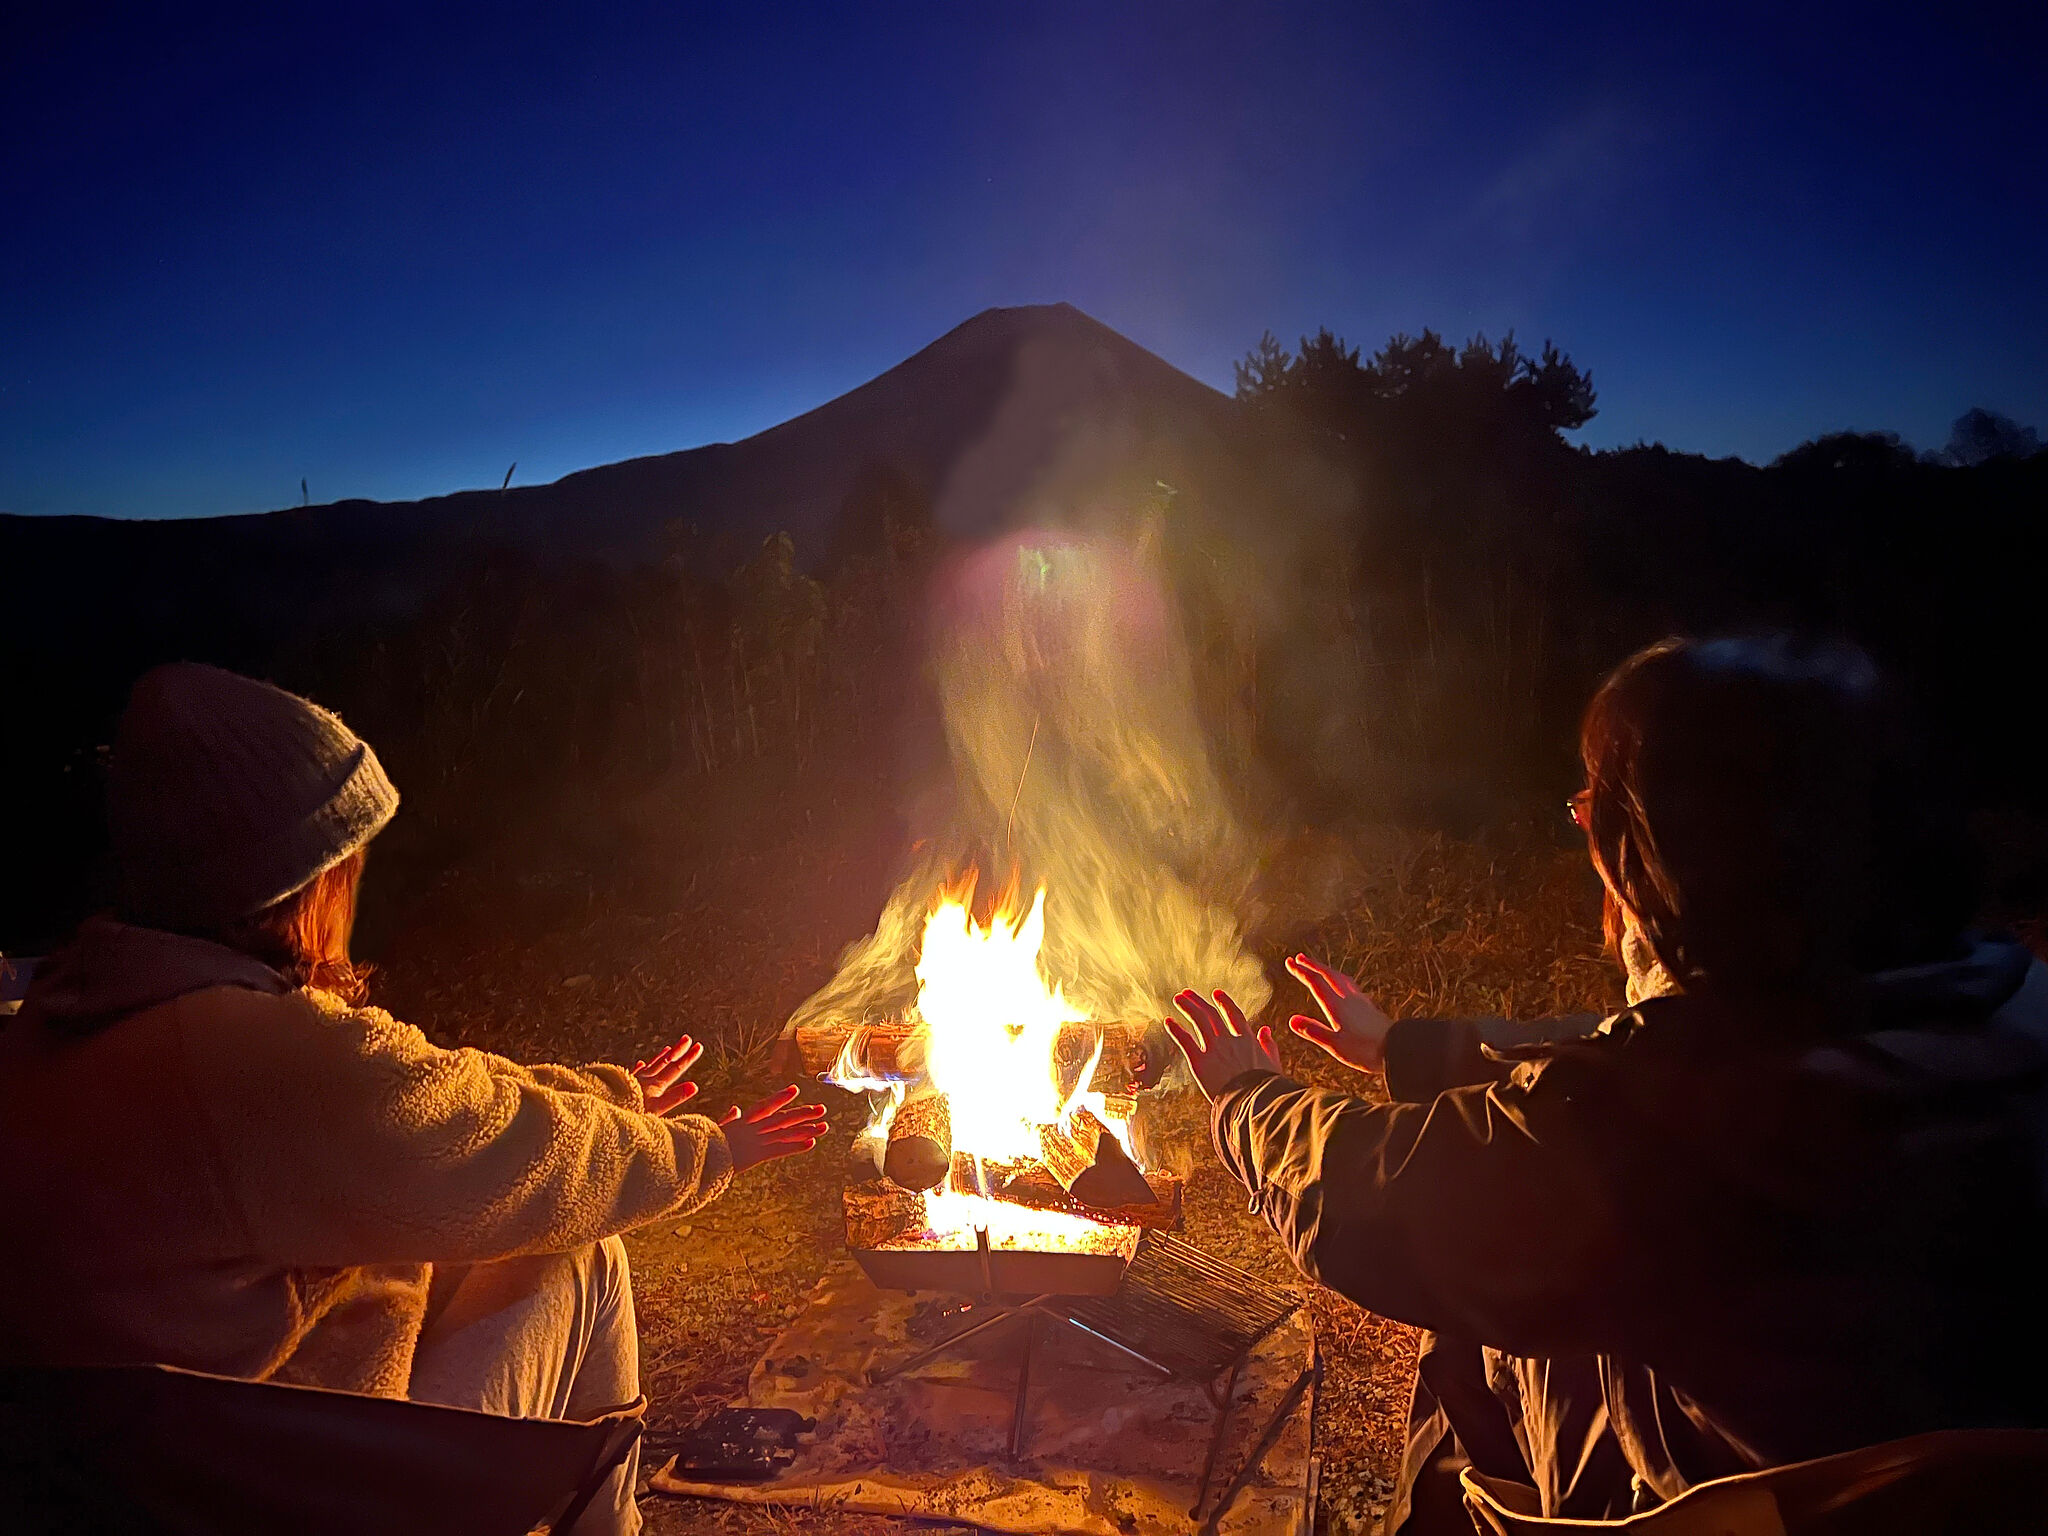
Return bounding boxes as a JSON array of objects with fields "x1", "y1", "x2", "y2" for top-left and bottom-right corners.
[
  {"x1": 1211, "y1": 1055, "x2": 1631, "y2": 1356},
  {"x1": 1382, "y1": 1013, "x2": 1607, "y2": 1102}
]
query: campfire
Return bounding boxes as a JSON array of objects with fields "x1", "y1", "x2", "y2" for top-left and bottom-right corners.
[
  {"x1": 785, "y1": 871, "x2": 1185, "y2": 1296},
  {"x1": 772, "y1": 867, "x2": 1302, "y2": 1497},
  {"x1": 718, "y1": 540, "x2": 1311, "y2": 1516}
]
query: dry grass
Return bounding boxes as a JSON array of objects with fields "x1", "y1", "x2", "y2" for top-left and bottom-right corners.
[{"x1": 372, "y1": 781, "x2": 1614, "y2": 1535}]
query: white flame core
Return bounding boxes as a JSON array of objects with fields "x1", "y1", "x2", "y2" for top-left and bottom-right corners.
[{"x1": 915, "y1": 886, "x2": 1087, "y2": 1166}]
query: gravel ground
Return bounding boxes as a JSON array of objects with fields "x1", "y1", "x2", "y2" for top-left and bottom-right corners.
[{"x1": 370, "y1": 769, "x2": 1613, "y2": 1535}]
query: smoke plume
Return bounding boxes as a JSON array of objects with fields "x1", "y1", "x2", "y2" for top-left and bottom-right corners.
[{"x1": 785, "y1": 530, "x2": 1270, "y2": 1050}]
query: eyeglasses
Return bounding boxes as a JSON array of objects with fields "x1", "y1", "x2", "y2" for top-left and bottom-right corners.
[{"x1": 1566, "y1": 790, "x2": 1592, "y2": 832}]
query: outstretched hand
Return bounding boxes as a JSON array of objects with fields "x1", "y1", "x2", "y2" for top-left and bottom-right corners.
[
  {"x1": 1167, "y1": 989, "x2": 1283, "y2": 1101},
  {"x1": 720, "y1": 1085, "x2": 828, "y2": 1173},
  {"x1": 1284, "y1": 953, "x2": 1392, "y2": 1074},
  {"x1": 632, "y1": 1035, "x2": 704, "y2": 1115}
]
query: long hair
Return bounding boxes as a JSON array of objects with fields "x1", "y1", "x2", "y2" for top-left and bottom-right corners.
[
  {"x1": 210, "y1": 849, "x2": 371, "y2": 1004},
  {"x1": 1580, "y1": 635, "x2": 1975, "y2": 997}
]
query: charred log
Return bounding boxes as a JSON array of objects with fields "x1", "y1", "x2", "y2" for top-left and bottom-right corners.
[
  {"x1": 1051, "y1": 1025, "x2": 1157, "y2": 1094},
  {"x1": 882, "y1": 1089, "x2": 952, "y2": 1191},
  {"x1": 1069, "y1": 1132, "x2": 1157, "y2": 1211},
  {"x1": 1035, "y1": 1109, "x2": 1159, "y2": 1209}
]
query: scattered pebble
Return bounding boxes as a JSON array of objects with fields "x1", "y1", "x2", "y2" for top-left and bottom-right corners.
[
  {"x1": 673, "y1": 1223, "x2": 694, "y2": 1237},
  {"x1": 562, "y1": 973, "x2": 593, "y2": 988}
]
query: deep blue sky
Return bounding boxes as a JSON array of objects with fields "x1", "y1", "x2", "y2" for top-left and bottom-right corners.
[{"x1": 5, "y1": 2, "x2": 2042, "y2": 519}]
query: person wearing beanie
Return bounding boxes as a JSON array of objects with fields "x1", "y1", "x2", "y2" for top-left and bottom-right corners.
[{"x1": 0, "y1": 663, "x2": 827, "y2": 1536}]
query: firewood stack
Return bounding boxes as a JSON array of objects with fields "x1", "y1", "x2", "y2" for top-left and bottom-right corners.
[
  {"x1": 798, "y1": 1014, "x2": 1184, "y2": 1237},
  {"x1": 782, "y1": 1017, "x2": 1160, "y2": 1094}
]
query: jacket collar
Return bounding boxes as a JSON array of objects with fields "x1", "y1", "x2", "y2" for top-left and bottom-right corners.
[{"x1": 18, "y1": 916, "x2": 287, "y2": 1036}]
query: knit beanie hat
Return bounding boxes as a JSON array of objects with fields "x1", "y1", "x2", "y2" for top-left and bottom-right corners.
[{"x1": 109, "y1": 663, "x2": 400, "y2": 931}]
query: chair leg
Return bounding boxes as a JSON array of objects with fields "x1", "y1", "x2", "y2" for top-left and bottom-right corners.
[{"x1": 550, "y1": 1418, "x2": 643, "y2": 1534}]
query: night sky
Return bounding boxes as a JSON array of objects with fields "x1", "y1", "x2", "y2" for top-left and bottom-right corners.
[{"x1": 5, "y1": 2, "x2": 2042, "y2": 520}]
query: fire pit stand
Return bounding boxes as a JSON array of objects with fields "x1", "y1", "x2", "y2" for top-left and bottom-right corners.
[{"x1": 867, "y1": 1230, "x2": 1301, "y2": 1525}]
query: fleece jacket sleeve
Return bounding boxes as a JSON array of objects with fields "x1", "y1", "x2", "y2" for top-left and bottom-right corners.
[
  {"x1": 1209, "y1": 1057, "x2": 1631, "y2": 1357},
  {"x1": 497, "y1": 1055, "x2": 647, "y2": 1109},
  {"x1": 177, "y1": 987, "x2": 733, "y2": 1269}
]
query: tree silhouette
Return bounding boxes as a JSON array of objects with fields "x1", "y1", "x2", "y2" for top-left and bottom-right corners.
[
  {"x1": 824, "y1": 458, "x2": 933, "y2": 575},
  {"x1": 1235, "y1": 327, "x2": 1595, "y2": 442},
  {"x1": 1941, "y1": 408, "x2": 2042, "y2": 467},
  {"x1": 1772, "y1": 430, "x2": 1919, "y2": 476}
]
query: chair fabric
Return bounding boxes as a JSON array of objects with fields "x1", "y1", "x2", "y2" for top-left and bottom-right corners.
[
  {"x1": 0, "y1": 1362, "x2": 644, "y2": 1535},
  {"x1": 1460, "y1": 1427, "x2": 2048, "y2": 1536}
]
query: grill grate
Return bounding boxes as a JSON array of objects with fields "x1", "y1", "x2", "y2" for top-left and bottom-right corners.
[{"x1": 1055, "y1": 1231, "x2": 1298, "y2": 1380}]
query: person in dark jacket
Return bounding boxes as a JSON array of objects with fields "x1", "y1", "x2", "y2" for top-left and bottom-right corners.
[{"x1": 1167, "y1": 635, "x2": 2048, "y2": 1527}]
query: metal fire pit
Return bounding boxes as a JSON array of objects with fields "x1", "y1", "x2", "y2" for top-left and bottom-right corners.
[
  {"x1": 843, "y1": 1177, "x2": 1144, "y2": 1297},
  {"x1": 860, "y1": 1228, "x2": 1305, "y2": 1525},
  {"x1": 850, "y1": 1221, "x2": 1139, "y2": 1298}
]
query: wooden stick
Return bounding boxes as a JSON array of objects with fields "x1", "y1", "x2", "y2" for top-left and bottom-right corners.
[
  {"x1": 1068, "y1": 1131, "x2": 1159, "y2": 1211},
  {"x1": 1034, "y1": 1108, "x2": 1155, "y2": 1208}
]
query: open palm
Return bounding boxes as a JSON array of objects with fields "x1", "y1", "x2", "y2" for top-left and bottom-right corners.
[
  {"x1": 631, "y1": 1035, "x2": 705, "y2": 1115},
  {"x1": 1284, "y1": 954, "x2": 1392, "y2": 1074}
]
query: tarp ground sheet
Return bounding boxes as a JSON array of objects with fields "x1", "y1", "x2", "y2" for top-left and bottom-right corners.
[{"x1": 651, "y1": 1259, "x2": 1316, "y2": 1534}]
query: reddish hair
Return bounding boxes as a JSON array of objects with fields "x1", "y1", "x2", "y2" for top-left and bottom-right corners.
[{"x1": 213, "y1": 848, "x2": 371, "y2": 1004}]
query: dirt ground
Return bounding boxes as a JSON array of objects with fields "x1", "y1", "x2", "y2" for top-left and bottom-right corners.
[{"x1": 371, "y1": 764, "x2": 1616, "y2": 1535}]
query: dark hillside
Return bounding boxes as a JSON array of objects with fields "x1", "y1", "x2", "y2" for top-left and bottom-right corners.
[
  {"x1": 0, "y1": 304, "x2": 1232, "y2": 949},
  {"x1": 5, "y1": 307, "x2": 2044, "y2": 955},
  {"x1": 0, "y1": 300, "x2": 1229, "y2": 721},
  {"x1": 0, "y1": 302, "x2": 1227, "y2": 564}
]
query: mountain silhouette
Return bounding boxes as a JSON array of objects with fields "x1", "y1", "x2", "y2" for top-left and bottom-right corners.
[
  {"x1": 0, "y1": 302, "x2": 1239, "y2": 945},
  {"x1": 2, "y1": 302, "x2": 1230, "y2": 568}
]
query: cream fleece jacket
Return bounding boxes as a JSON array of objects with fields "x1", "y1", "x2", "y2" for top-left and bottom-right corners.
[{"x1": 0, "y1": 922, "x2": 732, "y2": 1398}]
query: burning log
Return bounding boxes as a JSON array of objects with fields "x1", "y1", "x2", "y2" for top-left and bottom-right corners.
[
  {"x1": 1036, "y1": 1108, "x2": 1160, "y2": 1210},
  {"x1": 882, "y1": 1089, "x2": 952, "y2": 1191},
  {"x1": 952, "y1": 1155, "x2": 1182, "y2": 1231},
  {"x1": 1054, "y1": 1025, "x2": 1162, "y2": 1094},
  {"x1": 783, "y1": 1020, "x2": 923, "y2": 1082},
  {"x1": 842, "y1": 1179, "x2": 927, "y2": 1249},
  {"x1": 1070, "y1": 1133, "x2": 1159, "y2": 1212},
  {"x1": 786, "y1": 1017, "x2": 1155, "y2": 1091}
]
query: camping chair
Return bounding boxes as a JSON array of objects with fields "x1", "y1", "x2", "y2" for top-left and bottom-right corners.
[
  {"x1": 0, "y1": 1362, "x2": 645, "y2": 1535},
  {"x1": 1460, "y1": 1427, "x2": 2048, "y2": 1536}
]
